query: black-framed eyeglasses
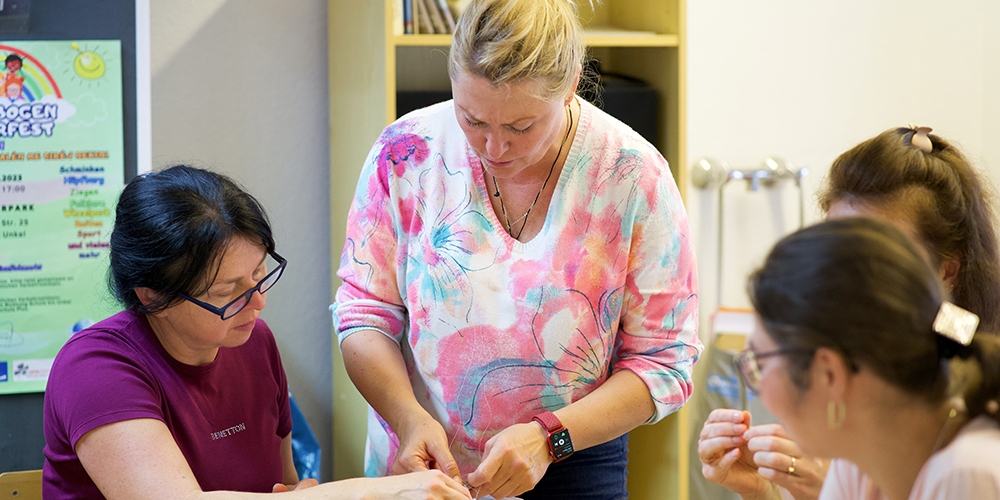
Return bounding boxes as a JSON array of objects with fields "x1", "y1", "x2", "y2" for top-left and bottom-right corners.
[
  {"x1": 733, "y1": 347, "x2": 811, "y2": 395},
  {"x1": 180, "y1": 252, "x2": 287, "y2": 320}
]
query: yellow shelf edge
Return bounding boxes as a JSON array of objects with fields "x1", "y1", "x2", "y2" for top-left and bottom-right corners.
[
  {"x1": 393, "y1": 34, "x2": 453, "y2": 46},
  {"x1": 585, "y1": 33, "x2": 678, "y2": 47},
  {"x1": 391, "y1": 33, "x2": 679, "y2": 48}
]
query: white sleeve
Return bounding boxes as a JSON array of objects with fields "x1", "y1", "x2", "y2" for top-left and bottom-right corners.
[
  {"x1": 818, "y1": 459, "x2": 865, "y2": 500},
  {"x1": 921, "y1": 468, "x2": 1000, "y2": 500}
]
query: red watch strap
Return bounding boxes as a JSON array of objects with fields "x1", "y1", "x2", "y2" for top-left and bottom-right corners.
[{"x1": 532, "y1": 411, "x2": 563, "y2": 432}]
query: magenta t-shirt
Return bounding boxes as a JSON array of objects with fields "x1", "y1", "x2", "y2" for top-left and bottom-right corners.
[{"x1": 42, "y1": 309, "x2": 291, "y2": 498}]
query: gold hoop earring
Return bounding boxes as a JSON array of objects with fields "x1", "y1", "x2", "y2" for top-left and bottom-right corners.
[{"x1": 828, "y1": 400, "x2": 846, "y2": 429}]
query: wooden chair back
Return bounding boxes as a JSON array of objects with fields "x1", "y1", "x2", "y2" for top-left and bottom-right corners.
[{"x1": 0, "y1": 469, "x2": 42, "y2": 500}]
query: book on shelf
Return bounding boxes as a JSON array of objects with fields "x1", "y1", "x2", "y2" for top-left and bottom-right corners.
[
  {"x1": 424, "y1": 0, "x2": 448, "y2": 34},
  {"x1": 403, "y1": 0, "x2": 413, "y2": 34},
  {"x1": 393, "y1": 0, "x2": 405, "y2": 35},
  {"x1": 435, "y1": 0, "x2": 456, "y2": 32},
  {"x1": 415, "y1": 0, "x2": 434, "y2": 34},
  {"x1": 401, "y1": 0, "x2": 462, "y2": 35},
  {"x1": 412, "y1": 0, "x2": 421, "y2": 33}
]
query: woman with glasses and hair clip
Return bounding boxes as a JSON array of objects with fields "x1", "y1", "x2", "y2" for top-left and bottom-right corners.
[
  {"x1": 42, "y1": 165, "x2": 471, "y2": 499},
  {"x1": 698, "y1": 125, "x2": 1000, "y2": 500},
  {"x1": 725, "y1": 217, "x2": 1000, "y2": 499}
]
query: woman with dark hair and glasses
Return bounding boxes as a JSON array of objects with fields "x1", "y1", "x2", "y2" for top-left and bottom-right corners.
[
  {"x1": 42, "y1": 165, "x2": 470, "y2": 499},
  {"x1": 724, "y1": 217, "x2": 1000, "y2": 499}
]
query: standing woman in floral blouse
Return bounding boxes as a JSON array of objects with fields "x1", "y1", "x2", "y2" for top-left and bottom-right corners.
[{"x1": 331, "y1": 0, "x2": 702, "y2": 498}]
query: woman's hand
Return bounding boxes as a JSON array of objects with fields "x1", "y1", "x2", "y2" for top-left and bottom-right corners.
[
  {"x1": 699, "y1": 409, "x2": 775, "y2": 499},
  {"x1": 374, "y1": 470, "x2": 473, "y2": 499},
  {"x1": 271, "y1": 478, "x2": 319, "y2": 492},
  {"x1": 464, "y1": 422, "x2": 552, "y2": 499},
  {"x1": 337, "y1": 470, "x2": 472, "y2": 499},
  {"x1": 743, "y1": 424, "x2": 829, "y2": 500},
  {"x1": 393, "y1": 413, "x2": 462, "y2": 480}
]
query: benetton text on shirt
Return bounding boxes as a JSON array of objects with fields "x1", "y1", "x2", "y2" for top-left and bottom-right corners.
[{"x1": 210, "y1": 423, "x2": 246, "y2": 440}]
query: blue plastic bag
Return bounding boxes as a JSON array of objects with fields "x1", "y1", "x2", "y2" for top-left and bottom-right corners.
[{"x1": 289, "y1": 392, "x2": 321, "y2": 480}]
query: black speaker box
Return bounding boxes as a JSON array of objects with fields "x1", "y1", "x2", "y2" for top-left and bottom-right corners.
[
  {"x1": 396, "y1": 74, "x2": 660, "y2": 147},
  {"x1": 583, "y1": 74, "x2": 659, "y2": 146}
]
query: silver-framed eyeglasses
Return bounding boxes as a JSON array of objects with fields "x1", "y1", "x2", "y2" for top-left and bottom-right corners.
[
  {"x1": 732, "y1": 347, "x2": 808, "y2": 395},
  {"x1": 180, "y1": 251, "x2": 287, "y2": 320}
]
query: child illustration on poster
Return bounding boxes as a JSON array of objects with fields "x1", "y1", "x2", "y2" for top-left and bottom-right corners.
[
  {"x1": 3, "y1": 55, "x2": 25, "y2": 101},
  {"x1": 0, "y1": 40, "x2": 123, "y2": 394}
]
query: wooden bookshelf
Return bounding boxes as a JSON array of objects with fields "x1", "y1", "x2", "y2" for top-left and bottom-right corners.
[{"x1": 330, "y1": 0, "x2": 689, "y2": 498}]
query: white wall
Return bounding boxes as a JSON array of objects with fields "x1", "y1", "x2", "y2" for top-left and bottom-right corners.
[
  {"x1": 150, "y1": 0, "x2": 332, "y2": 481},
  {"x1": 687, "y1": 0, "x2": 1000, "y2": 322}
]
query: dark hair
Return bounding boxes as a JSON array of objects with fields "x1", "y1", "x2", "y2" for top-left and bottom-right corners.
[
  {"x1": 5, "y1": 54, "x2": 21, "y2": 65},
  {"x1": 750, "y1": 217, "x2": 1000, "y2": 424},
  {"x1": 109, "y1": 165, "x2": 274, "y2": 314},
  {"x1": 819, "y1": 127, "x2": 1000, "y2": 332}
]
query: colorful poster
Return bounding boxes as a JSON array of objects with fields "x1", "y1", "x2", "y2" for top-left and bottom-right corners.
[{"x1": 0, "y1": 40, "x2": 123, "y2": 394}]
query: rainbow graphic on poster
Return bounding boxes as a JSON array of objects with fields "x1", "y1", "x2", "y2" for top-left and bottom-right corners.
[
  {"x1": 0, "y1": 42, "x2": 103, "y2": 139},
  {"x1": 0, "y1": 44, "x2": 62, "y2": 102}
]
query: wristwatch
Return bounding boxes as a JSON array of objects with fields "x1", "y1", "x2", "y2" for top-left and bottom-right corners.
[{"x1": 532, "y1": 411, "x2": 574, "y2": 462}]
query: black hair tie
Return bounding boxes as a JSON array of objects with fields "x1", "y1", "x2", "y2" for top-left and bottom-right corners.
[{"x1": 937, "y1": 335, "x2": 974, "y2": 360}]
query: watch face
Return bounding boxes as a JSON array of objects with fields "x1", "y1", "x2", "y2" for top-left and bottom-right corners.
[{"x1": 549, "y1": 428, "x2": 574, "y2": 461}]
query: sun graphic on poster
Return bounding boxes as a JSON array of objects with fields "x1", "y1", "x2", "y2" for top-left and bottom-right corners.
[{"x1": 64, "y1": 42, "x2": 112, "y2": 87}]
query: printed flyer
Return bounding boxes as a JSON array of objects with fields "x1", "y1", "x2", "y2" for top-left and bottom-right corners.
[{"x1": 0, "y1": 40, "x2": 123, "y2": 394}]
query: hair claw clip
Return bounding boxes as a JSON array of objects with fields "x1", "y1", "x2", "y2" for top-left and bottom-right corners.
[
  {"x1": 907, "y1": 123, "x2": 934, "y2": 153},
  {"x1": 933, "y1": 301, "x2": 979, "y2": 346}
]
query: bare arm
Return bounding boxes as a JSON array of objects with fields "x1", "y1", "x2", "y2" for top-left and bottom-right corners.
[
  {"x1": 271, "y1": 434, "x2": 322, "y2": 493},
  {"x1": 75, "y1": 418, "x2": 471, "y2": 499},
  {"x1": 77, "y1": 418, "x2": 204, "y2": 499},
  {"x1": 340, "y1": 329, "x2": 460, "y2": 478},
  {"x1": 281, "y1": 434, "x2": 299, "y2": 486},
  {"x1": 340, "y1": 329, "x2": 427, "y2": 435},
  {"x1": 552, "y1": 369, "x2": 654, "y2": 449}
]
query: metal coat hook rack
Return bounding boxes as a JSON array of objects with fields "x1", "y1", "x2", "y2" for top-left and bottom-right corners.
[{"x1": 691, "y1": 157, "x2": 809, "y2": 310}]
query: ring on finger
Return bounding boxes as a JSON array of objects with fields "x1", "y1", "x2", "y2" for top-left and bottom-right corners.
[{"x1": 787, "y1": 456, "x2": 797, "y2": 475}]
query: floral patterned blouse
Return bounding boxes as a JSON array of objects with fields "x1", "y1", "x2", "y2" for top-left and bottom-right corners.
[{"x1": 332, "y1": 98, "x2": 701, "y2": 476}]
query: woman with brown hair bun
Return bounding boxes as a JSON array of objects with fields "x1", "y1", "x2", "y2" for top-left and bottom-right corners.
[{"x1": 821, "y1": 125, "x2": 1000, "y2": 332}]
